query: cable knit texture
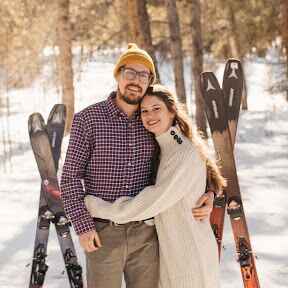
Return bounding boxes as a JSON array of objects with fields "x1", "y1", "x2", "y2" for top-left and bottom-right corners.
[{"x1": 85, "y1": 126, "x2": 220, "y2": 288}]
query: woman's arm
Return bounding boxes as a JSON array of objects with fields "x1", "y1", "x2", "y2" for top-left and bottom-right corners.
[{"x1": 85, "y1": 147, "x2": 206, "y2": 223}]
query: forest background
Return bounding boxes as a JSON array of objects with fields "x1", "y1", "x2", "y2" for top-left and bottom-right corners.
[{"x1": 0, "y1": 0, "x2": 286, "y2": 138}]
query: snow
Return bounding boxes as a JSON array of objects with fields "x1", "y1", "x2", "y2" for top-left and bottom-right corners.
[{"x1": 0, "y1": 56, "x2": 287, "y2": 287}]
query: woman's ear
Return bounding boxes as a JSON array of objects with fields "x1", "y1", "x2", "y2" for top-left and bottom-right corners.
[
  {"x1": 171, "y1": 105, "x2": 177, "y2": 125},
  {"x1": 172, "y1": 104, "x2": 177, "y2": 115}
]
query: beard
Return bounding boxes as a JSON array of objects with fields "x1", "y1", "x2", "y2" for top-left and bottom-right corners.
[{"x1": 118, "y1": 85, "x2": 143, "y2": 105}]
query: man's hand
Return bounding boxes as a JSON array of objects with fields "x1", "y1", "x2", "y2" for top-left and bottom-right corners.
[
  {"x1": 79, "y1": 230, "x2": 102, "y2": 252},
  {"x1": 192, "y1": 191, "x2": 214, "y2": 221}
]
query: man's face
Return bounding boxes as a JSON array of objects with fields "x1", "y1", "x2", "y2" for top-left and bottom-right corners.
[{"x1": 117, "y1": 63, "x2": 151, "y2": 105}]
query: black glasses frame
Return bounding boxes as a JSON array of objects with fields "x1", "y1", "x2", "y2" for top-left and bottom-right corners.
[{"x1": 120, "y1": 67, "x2": 151, "y2": 84}]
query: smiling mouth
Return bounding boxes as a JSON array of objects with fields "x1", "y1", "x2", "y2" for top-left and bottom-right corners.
[
  {"x1": 147, "y1": 120, "x2": 159, "y2": 127},
  {"x1": 127, "y1": 86, "x2": 142, "y2": 93}
]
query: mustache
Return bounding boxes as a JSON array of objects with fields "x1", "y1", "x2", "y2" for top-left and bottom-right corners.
[{"x1": 125, "y1": 84, "x2": 142, "y2": 92}]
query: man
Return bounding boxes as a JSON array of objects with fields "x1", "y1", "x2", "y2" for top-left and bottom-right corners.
[{"x1": 60, "y1": 43, "x2": 214, "y2": 288}]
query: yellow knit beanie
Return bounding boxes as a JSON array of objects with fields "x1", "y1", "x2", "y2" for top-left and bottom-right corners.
[{"x1": 113, "y1": 43, "x2": 156, "y2": 84}]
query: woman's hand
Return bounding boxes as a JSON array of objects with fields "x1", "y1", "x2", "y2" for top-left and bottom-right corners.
[
  {"x1": 192, "y1": 191, "x2": 214, "y2": 221},
  {"x1": 79, "y1": 230, "x2": 102, "y2": 252}
]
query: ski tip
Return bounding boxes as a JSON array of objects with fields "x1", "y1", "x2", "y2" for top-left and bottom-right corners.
[
  {"x1": 28, "y1": 113, "x2": 46, "y2": 134},
  {"x1": 200, "y1": 72, "x2": 221, "y2": 95},
  {"x1": 226, "y1": 58, "x2": 241, "y2": 63},
  {"x1": 47, "y1": 104, "x2": 66, "y2": 125},
  {"x1": 199, "y1": 72, "x2": 228, "y2": 134},
  {"x1": 201, "y1": 71, "x2": 217, "y2": 80},
  {"x1": 223, "y1": 59, "x2": 244, "y2": 83}
]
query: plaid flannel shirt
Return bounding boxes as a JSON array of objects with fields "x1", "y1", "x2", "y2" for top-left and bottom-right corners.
[{"x1": 60, "y1": 92, "x2": 156, "y2": 235}]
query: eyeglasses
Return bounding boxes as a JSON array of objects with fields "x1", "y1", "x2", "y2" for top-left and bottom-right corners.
[{"x1": 121, "y1": 67, "x2": 151, "y2": 84}]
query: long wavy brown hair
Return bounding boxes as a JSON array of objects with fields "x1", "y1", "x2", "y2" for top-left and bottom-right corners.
[{"x1": 144, "y1": 84, "x2": 226, "y2": 193}]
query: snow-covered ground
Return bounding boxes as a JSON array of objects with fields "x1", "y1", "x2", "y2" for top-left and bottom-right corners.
[{"x1": 0, "y1": 56, "x2": 287, "y2": 287}]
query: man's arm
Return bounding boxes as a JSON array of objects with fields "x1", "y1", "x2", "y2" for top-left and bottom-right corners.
[
  {"x1": 192, "y1": 190, "x2": 214, "y2": 221},
  {"x1": 192, "y1": 169, "x2": 217, "y2": 221},
  {"x1": 60, "y1": 113, "x2": 96, "y2": 236}
]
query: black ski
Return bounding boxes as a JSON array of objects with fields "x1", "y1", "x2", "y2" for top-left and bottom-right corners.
[
  {"x1": 47, "y1": 105, "x2": 83, "y2": 288},
  {"x1": 29, "y1": 112, "x2": 54, "y2": 288},
  {"x1": 29, "y1": 105, "x2": 83, "y2": 288}
]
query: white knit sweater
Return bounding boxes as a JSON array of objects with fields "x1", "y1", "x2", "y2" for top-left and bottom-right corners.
[{"x1": 85, "y1": 126, "x2": 220, "y2": 288}]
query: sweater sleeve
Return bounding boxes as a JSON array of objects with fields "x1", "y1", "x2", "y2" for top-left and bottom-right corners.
[
  {"x1": 85, "y1": 147, "x2": 206, "y2": 223},
  {"x1": 60, "y1": 113, "x2": 95, "y2": 235}
]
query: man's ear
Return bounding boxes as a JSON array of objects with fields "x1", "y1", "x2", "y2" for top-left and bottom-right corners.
[
  {"x1": 150, "y1": 76, "x2": 156, "y2": 85},
  {"x1": 115, "y1": 70, "x2": 121, "y2": 82}
]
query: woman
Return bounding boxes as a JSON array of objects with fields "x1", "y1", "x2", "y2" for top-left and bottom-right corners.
[{"x1": 85, "y1": 84, "x2": 225, "y2": 288}]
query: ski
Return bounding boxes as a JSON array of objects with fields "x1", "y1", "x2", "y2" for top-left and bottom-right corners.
[
  {"x1": 28, "y1": 105, "x2": 83, "y2": 288},
  {"x1": 47, "y1": 105, "x2": 83, "y2": 288},
  {"x1": 29, "y1": 112, "x2": 56, "y2": 288},
  {"x1": 200, "y1": 71, "x2": 260, "y2": 287},
  {"x1": 222, "y1": 59, "x2": 243, "y2": 146},
  {"x1": 209, "y1": 59, "x2": 244, "y2": 257}
]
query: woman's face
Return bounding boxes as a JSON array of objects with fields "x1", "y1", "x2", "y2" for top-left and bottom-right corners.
[{"x1": 140, "y1": 95, "x2": 175, "y2": 136}]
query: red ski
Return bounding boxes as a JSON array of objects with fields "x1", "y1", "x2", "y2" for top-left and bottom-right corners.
[
  {"x1": 209, "y1": 59, "x2": 244, "y2": 257},
  {"x1": 200, "y1": 68, "x2": 260, "y2": 287}
]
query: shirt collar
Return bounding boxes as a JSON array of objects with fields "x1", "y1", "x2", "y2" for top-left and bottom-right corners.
[
  {"x1": 106, "y1": 91, "x2": 141, "y2": 120},
  {"x1": 106, "y1": 92, "x2": 121, "y2": 118}
]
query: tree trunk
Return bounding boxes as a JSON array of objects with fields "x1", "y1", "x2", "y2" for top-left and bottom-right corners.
[
  {"x1": 166, "y1": 0, "x2": 186, "y2": 105},
  {"x1": 281, "y1": 0, "x2": 288, "y2": 101},
  {"x1": 127, "y1": 0, "x2": 160, "y2": 82},
  {"x1": 191, "y1": 0, "x2": 207, "y2": 138},
  {"x1": 226, "y1": 2, "x2": 248, "y2": 110},
  {"x1": 57, "y1": 0, "x2": 75, "y2": 133},
  {"x1": 241, "y1": 73, "x2": 248, "y2": 110}
]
